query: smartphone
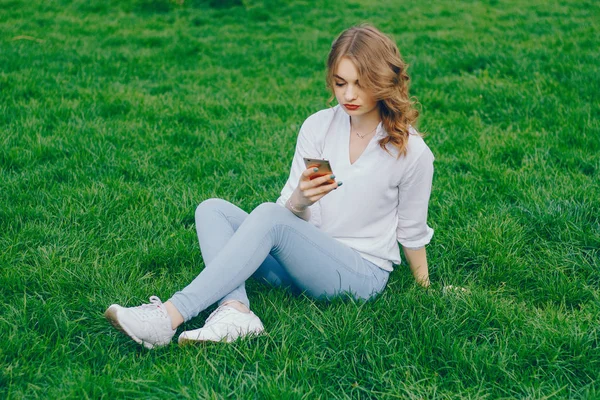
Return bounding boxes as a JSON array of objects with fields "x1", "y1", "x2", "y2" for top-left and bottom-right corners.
[{"x1": 303, "y1": 157, "x2": 334, "y2": 182}]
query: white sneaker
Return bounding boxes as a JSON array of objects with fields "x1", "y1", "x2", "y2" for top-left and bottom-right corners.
[
  {"x1": 178, "y1": 304, "x2": 264, "y2": 345},
  {"x1": 105, "y1": 296, "x2": 176, "y2": 349}
]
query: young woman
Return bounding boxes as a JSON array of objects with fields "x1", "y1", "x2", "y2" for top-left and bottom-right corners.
[{"x1": 105, "y1": 24, "x2": 434, "y2": 349}]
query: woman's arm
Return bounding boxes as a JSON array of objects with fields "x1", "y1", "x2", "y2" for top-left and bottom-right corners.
[
  {"x1": 396, "y1": 145, "x2": 434, "y2": 287},
  {"x1": 402, "y1": 246, "x2": 430, "y2": 287}
]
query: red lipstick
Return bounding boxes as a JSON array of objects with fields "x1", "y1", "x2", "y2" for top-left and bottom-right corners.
[{"x1": 344, "y1": 104, "x2": 359, "y2": 111}]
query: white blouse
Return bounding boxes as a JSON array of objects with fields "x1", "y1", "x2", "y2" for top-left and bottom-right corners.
[{"x1": 276, "y1": 105, "x2": 434, "y2": 271}]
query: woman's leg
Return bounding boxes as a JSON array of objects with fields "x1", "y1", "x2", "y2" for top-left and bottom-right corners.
[
  {"x1": 182, "y1": 198, "x2": 298, "y2": 310},
  {"x1": 169, "y1": 201, "x2": 389, "y2": 322},
  {"x1": 104, "y1": 199, "x2": 296, "y2": 348},
  {"x1": 105, "y1": 200, "x2": 389, "y2": 348}
]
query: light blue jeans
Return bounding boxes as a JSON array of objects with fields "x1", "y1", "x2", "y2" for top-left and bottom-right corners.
[{"x1": 169, "y1": 199, "x2": 390, "y2": 321}]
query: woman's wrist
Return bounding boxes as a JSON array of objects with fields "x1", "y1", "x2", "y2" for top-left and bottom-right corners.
[{"x1": 287, "y1": 197, "x2": 308, "y2": 213}]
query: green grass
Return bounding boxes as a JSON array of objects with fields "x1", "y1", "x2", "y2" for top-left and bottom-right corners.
[{"x1": 1, "y1": 0, "x2": 599, "y2": 398}]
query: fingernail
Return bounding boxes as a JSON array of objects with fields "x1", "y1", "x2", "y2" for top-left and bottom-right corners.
[
  {"x1": 313, "y1": 168, "x2": 318, "y2": 172},
  {"x1": 337, "y1": 181, "x2": 343, "y2": 186},
  {"x1": 330, "y1": 174, "x2": 335, "y2": 179}
]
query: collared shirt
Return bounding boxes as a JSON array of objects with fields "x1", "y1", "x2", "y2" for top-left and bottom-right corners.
[{"x1": 276, "y1": 105, "x2": 434, "y2": 271}]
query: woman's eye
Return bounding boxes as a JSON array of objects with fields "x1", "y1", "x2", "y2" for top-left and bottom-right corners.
[{"x1": 335, "y1": 82, "x2": 345, "y2": 87}]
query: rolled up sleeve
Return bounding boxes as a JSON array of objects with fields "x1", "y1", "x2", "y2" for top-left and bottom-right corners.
[{"x1": 396, "y1": 147, "x2": 435, "y2": 248}]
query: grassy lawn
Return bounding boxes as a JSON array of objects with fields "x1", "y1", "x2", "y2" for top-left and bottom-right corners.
[{"x1": 1, "y1": 0, "x2": 599, "y2": 398}]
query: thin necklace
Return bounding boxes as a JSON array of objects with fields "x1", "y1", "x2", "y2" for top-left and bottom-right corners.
[{"x1": 353, "y1": 125, "x2": 378, "y2": 139}]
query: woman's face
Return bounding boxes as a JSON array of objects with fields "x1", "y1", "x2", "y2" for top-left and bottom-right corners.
[{"x1": 333, "y1": 57, "x2": 379, "y2": 118}]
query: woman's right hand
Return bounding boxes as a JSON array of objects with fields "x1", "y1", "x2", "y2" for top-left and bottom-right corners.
[{"x1": 292, "y1": 167, "x2": 342, "y2": 210}]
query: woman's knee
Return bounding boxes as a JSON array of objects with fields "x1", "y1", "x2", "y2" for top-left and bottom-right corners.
[
  {"x1": 248, "y1": 202, "x2": 289, "y2": 223},
  {"x1": 195, "y1": 198, "x2": 229, "y2": 222}
]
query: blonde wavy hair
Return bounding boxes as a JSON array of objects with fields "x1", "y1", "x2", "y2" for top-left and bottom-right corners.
[{"x1": 326, "y1": 25, "x2": 419, "y2": 157}]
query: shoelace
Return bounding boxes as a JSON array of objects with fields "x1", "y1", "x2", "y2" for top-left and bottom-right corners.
[{"x1": 135, "y1": 296, "x2": 167, "y2": 321}]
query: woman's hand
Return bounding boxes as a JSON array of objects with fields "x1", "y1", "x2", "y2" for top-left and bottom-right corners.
[
  {"x1": 295, "y1": 167, "x2": 341, "y2": 208},
  {"x1": 285, "y1": 167, "x2": 342, "y2": 219}
]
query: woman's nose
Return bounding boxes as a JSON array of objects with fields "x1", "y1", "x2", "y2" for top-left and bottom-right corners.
[{"x1": 344, "y1": 85, "x2": 357, "y2": 101}]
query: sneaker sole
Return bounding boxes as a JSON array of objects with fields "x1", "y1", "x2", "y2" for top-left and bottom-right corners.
[
  {"x1": 178, "y1": 337, "x2": 231, "y2": 346},
  {"x1": 177, "y1": 329, "x2": 264, "y2": 346},
  {"x1": 104, "y1": 305, "x2": 155, "y2": 350}
]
